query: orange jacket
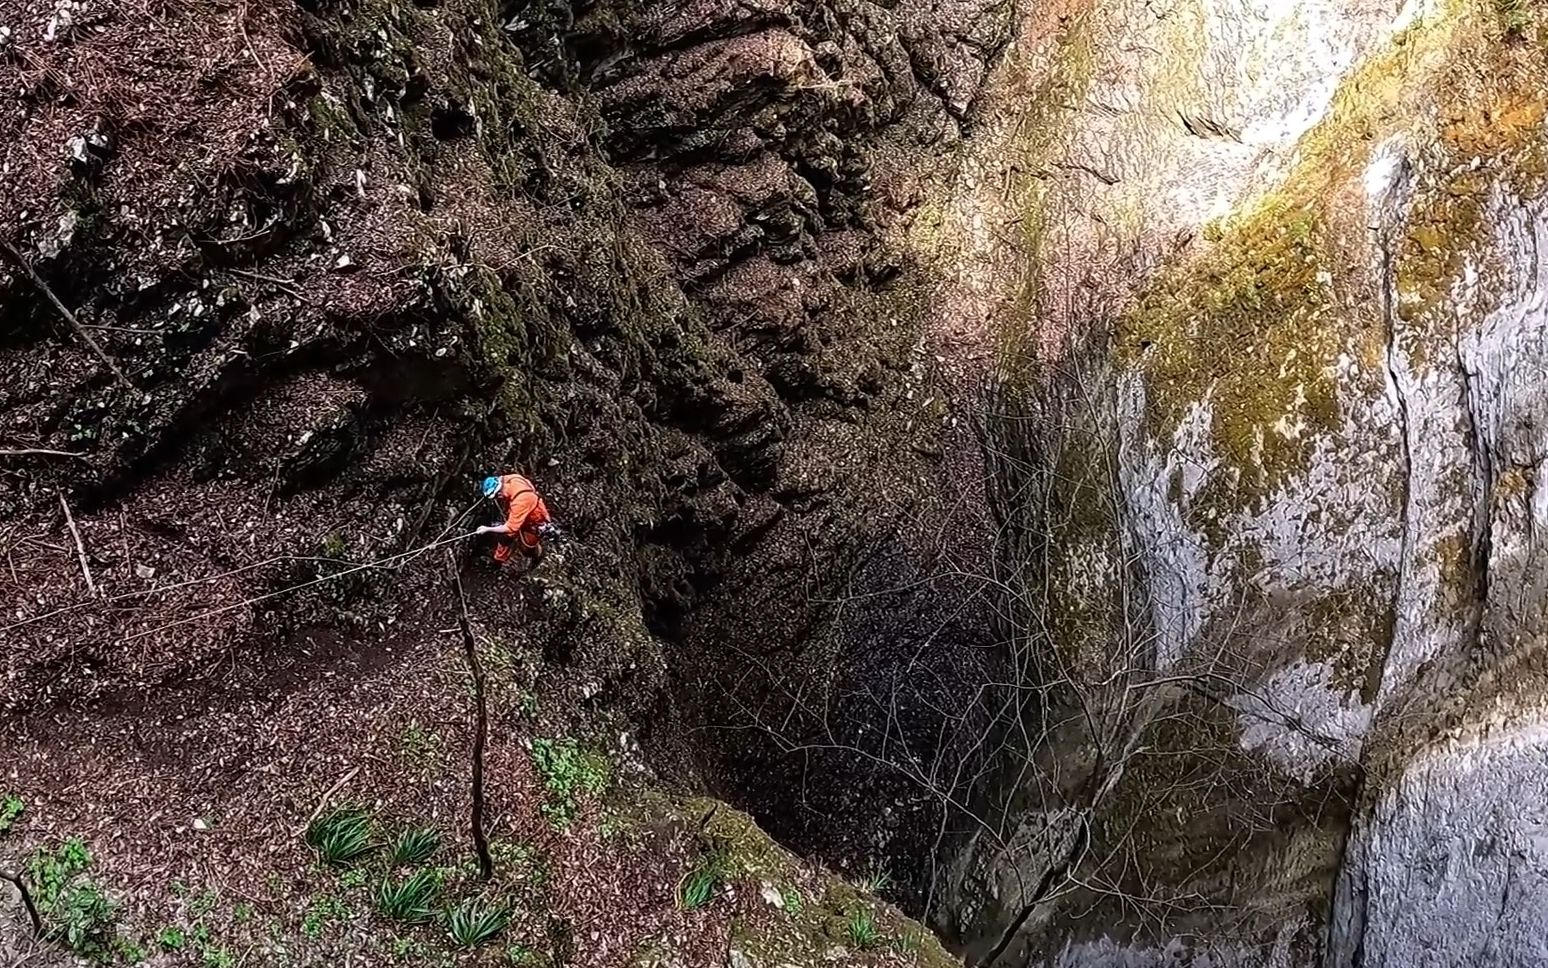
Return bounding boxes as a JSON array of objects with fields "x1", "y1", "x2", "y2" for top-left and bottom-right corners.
[{"x1": 495, "y1": 474, "x2": 550, "y2": 544}]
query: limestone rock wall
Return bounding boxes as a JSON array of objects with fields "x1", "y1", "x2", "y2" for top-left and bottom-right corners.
[{"x1": 939, "y1": 0, "x2": 1548, "y2": 963}]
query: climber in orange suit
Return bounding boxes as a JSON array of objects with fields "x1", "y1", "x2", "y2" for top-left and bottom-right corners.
[{"x1": 478, "y1": 474, "x2": 557, "y2": 567}]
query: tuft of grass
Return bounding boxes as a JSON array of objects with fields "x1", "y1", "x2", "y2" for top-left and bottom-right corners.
[
  {"x1": 845, "y1": 907, "x2": 879, "y2": 950},
  {"x1": 676, "y1": 840, "x2": 733, "y2": 911},
  {"x1": 677, "y1": 865, "x2": 718, "y2": 911},
  {"x1": 306, "y1": 808, "x2": 375, "y2": 866},
  {"x1": 374, "y1": 869, "x2": 441, "y2": 923},
  {"x1": 445, "y1": 899, "x2": 509, "y2": 948},
  {"x1": 1496, "y1": 0, "x2": 1532, "y2": 37},
  {"x1": 390, "y1": 827, "x2": 440, "y2": 866},
  {"x1": 530, "y1": 738, "x2": 608, "y2": 828},
  {"x1": 201, "y1": 946, "x2": 235, "y2": 968},
  {"x1": 157, "y1": 926, "x2": 188, "y2": 951},
  {"x1": 0, "y1": 794, "x2": 23, "y2": 834},
  {"x1": 855, "y1": 865, "x2": 893, "y2": 895},
  {"x1": 891, "y1": 928, "x2": 923, "y2": 955}
]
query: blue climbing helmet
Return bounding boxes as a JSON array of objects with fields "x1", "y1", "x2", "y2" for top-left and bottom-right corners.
[{"x1": 481, "y1": 476, "x2": 500, "y2": 498}]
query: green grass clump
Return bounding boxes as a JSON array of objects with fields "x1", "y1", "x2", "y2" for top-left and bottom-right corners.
[
  {"x1": 855, "y1": 865, "x2": 892, "y2": 895},
  {"x1": 676, "y1": 846, "x2": 731, "y2": 911},
  {"x1": 677, "y1": 866, "x2": 717, "y2": 910},
  {"x1": 390, "y1": 827, "x2": 440, "y2": 865},
  {"x1": 157, "y1": 926, "x2": 187, "y2": 951},
  {"x1": 530, "y1": 738, "x2": 608, "y2": 827},
  {"x1": 374, "y1": 869, "x2": 441, "y2": 923},
  {"x1": 306, "y1": 807, "x2": 375, "y2": 866},
  {"x1": 1496, "y1": 0, "x2": 1532, "y2": 37},
  {"x1": 445, "y1": 899, "x2": 509, "y2": 947},
  {"x1": 845, "y1": 907, "x2": 879, "y2": 949}
]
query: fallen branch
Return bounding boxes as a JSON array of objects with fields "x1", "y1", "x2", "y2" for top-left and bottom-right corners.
[
  {"x1": 301, "y1": 765, "x2": 362, "y2": 836},
  {"x1": 0, "y1": 869, "x2": 43, "y2": 936},
  {"x1": 0, "y1": 237, "x2": 135, "y2": 391},
  {"x1": 0, "y1": 448, "x2": 86, "y2": 460},
  {"x1": 448, "y1": 551, "x2": 494, "y2": 881},
  {"x1": 58, "y1": 492, "x2": 97, "y2": 597}
]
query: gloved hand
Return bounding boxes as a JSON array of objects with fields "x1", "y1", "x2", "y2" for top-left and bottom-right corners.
[{"x1": 476, "y1": 524, "x2": 506, "y2": 535}]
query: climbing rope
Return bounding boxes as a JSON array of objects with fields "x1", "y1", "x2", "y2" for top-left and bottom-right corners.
[{"x1": 1, "y1": 500, "x2": 487, "y2": 640}]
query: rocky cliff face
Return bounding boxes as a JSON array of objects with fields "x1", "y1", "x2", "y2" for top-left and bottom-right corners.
[
  {"x1": 937, "y1": 0, "x2": 1548, "y2": 964},
  {"x1": 7, "y1": 0, "x2": 1546, "y2": 962},
  {"x1": 0, "y1": 0, "x2": 1009, "y2": 961}
]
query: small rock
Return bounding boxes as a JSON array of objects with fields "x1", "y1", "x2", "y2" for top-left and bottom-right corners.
[
  {"x1": 134, "y1": 563, "x2": 156, "y2": 580},
  {"x1": 728, "y1": 949, "x2": 756, "y2": 968},
  {"x1": 191, "y1": 817, "x2": 210, "y2": 831},
  {"x1": 332, "y1": 253, "x2": 356, "y2": 271},
  {"x1": 759, "y1": 882, "x2": 784, "y2": 908}
]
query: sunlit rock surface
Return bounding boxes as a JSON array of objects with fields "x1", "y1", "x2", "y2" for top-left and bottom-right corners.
[{"x1": 931, "y1": 0, "x2": 1548, "y2": 962}]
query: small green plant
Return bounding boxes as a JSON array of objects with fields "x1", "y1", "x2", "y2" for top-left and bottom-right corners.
[
  {"x1": 54, "y1": 880, "x2": 119, "y2": 958},
  {"x1": 201, "y1": 946, "x2": 235, "y2": 968},
  {"x1": 891, "y1": 928, "x2": 923, "y2": 955},
  {"x1": 505, "y1": 944, "x2": 542, "y2": 965},
  {"x1": 158, "y1": 926, "x2": 188, "y2": 951},
  {"x1": 0, "y1": 794, "x2": 23, "y2": 834},
  {"x1": 306, "y1": 807, "x2": 375, "y2": 865},
  {"x1": 302, "y1": 893, "x2": 351, "y2": 938},
  {"x1": 780, "y1": 885, "x2": 803, "y2": 915},
  {"x1": 115, "y1": 938, "x2": 147, "y2": 963},
  {"x1": 319, "y1": 532, "x2": 348, "y2": 558},
  {"x1": 375, "y1": 869, "x2": 441, "y2": 923},
  {"x1": 855, "y1": 865, "x2": 893, "y2": 895},
  {"x1": 339, "y1": 867, "x2": 369, "y2": 888},
  {"x1": 30, "y1": 837, "x2": 91, "y2": 906},
  {"x1": 29, "y1": 839, "x2": 120, "y2": 958},
  {"x1": 391, "y1": 827, "x2": 440, "y2": 865},
  {"x1": 233, "y1": 902, "x2": 253, "y2": 924},
  {"x1": 845, "y1": 907, "x2": 879, "y2": 950},
  {"x1": 445, "y1": 899, "x2": 508, "y2": 947},
  {"x1": 530, "y1": 738, "x2": 608, "y2": 827},
  {"x1": 401, "y1": 722, "x2": 441, "y2": 763},
  {"x1": 517, "y1": 692, "x2": 540, "y2": 718}
]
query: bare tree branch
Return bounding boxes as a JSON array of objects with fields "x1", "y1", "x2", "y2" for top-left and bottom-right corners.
[{"x1": 0, "y1": 237, "x2": 136, "y2": 391}]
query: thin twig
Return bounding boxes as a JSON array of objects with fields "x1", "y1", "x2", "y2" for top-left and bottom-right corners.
[
  {"x1": 301, "y1": 765, "x2": 361, "y2": 836},
  {"x1": 0, "y1": 237, "x2": 135, "y2": 390},
  {"x1": 0, "y1": 448, "x2": 86, "y2": 459},
  {"x1": 448, "y1": 551, "x2": 493, "y2": 881},
  {"x1": 58, "y1": 492, "x2": 97, "y2": 597},
  {"x1": 0, "y1": 869, "x2": 43, "y2": 935}
]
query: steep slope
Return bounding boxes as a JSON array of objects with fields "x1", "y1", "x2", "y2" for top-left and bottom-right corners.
[{"x1": 0, "y1": 0, "x2": 1011, "y2": 962}]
